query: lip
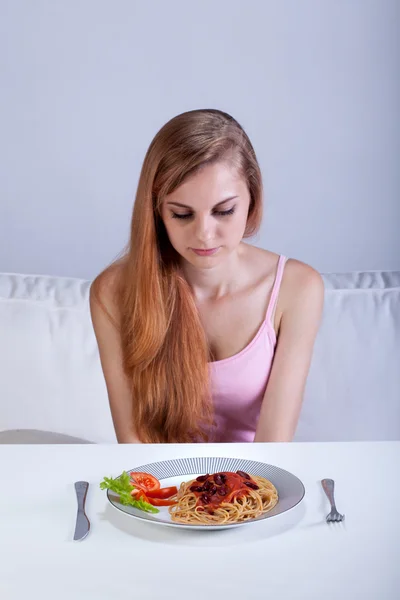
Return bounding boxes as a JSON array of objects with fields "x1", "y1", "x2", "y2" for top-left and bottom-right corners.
[{"x1": 191, "y1": 247, "x2": 220, "y2": 256}]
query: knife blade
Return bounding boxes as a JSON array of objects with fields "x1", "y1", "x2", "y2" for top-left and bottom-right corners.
[{"x1": 73, "y1": 481, "x2": 90, "y2": 541}]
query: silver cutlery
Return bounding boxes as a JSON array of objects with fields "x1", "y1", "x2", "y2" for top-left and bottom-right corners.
[
  {"x1": 73, "y1": 481, "x2": 90, "y2": 541},
  {"x1": 321, "y1": 478, "x2": 345, "y2": 523}
]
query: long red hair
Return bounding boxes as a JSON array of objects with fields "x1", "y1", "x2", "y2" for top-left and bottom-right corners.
[{"x1": 92, "y1": 109, "x2": 263, "y2": 442}]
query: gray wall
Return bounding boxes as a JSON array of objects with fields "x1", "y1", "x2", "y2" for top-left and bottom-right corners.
[{"x1": 1, "y1": 0, "x2": 399, "y2": 280}]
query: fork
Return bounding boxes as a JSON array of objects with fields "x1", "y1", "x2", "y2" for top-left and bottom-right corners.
[{"x1": 321, "y1": 478, "x2": 345, "y2": 523}]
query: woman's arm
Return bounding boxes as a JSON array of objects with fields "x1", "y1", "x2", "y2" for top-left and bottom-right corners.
[
  {"x1": 89, "y1": 268, "x2": 142, "y2": 444},
  {"x1": 254, "y1": 260, "x2": 324, "y2": 443}
]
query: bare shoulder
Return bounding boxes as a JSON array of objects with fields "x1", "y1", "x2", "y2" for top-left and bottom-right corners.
[
  {"x1": 283, "y1": 258, "x2": 324, "y2": 293},
  {"x1": 240, "y1": 244, "x2": 324, "y2": 301},
  {"x1": 280, "y1": 258, "x2": 325, "y2": 313},
  {"x1": 89, "y1": 258, "x2": 126, "y2": 326}
]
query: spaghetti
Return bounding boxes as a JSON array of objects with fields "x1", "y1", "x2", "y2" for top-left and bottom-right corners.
[{"x1": 169, "y1": 470, "x2": 278, "y2": 525}]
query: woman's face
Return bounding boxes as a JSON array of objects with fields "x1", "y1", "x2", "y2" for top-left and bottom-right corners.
[{"x1": 160, "y1": 162, "x2": 251, "y2": 268}]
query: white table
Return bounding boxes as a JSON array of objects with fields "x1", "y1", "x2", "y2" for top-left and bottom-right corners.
[{"x1": 1, "y1": 442, "x2": 399, "y2": 599}]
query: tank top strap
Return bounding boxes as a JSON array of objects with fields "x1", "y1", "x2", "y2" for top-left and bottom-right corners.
[{"x1": 265, "y1": 255, "x2": 287, "y2": 325}]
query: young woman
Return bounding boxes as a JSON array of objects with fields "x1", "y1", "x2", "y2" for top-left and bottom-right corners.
[{"x1": 90, "y1": 108, "x2": 324, "y2": 444}]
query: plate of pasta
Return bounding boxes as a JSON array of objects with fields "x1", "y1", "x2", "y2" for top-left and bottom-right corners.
[{"x1": 101, "y1": 456, "x2": 305, "y2": 530}]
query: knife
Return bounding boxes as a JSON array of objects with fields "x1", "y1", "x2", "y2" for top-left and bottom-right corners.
[{"x1": 73, "y1": 481, "x2": 90, "y2": 541}]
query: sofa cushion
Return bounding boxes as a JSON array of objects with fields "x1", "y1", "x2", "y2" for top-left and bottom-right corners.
[
  {"x1": 0, "y1": 273, "x2": 117, "y2": 443},
  {"x1": 296, "y1": 270, "x2": 400, "y2": 441}
]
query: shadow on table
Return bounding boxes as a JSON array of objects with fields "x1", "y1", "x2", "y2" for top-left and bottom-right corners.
[{"x1": 98, "y1": 500, "x2": 307, "y2": 547}]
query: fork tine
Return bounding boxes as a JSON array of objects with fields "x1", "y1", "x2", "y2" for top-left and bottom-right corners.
[
  {"x1": 334, "y1": 512, "x2": 344, "y2": 522},
  {"x1": 326, "y1": 507, "x2": 345, "y2": 523}
]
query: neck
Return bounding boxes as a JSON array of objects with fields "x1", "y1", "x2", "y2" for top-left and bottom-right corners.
[{"x1": 181, "y1": 243, "x2": 246, "y2": 301}]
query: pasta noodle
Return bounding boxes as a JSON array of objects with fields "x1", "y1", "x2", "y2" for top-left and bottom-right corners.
[{"x1": 169, "y1": 470, "x2": 278, "y2": 525}]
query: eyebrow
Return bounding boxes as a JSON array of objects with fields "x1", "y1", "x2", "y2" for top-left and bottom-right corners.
[{"x1": 166, "y1": 196, "x2": 238, "y2": 210}]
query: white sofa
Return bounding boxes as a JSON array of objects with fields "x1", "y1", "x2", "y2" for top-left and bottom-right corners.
[{"x1": 0, "y1": 269, "x2": 399, "y2": 444}]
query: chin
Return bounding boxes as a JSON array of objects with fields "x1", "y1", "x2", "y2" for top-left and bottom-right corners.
[
  {"x1": 184, "y1": 256, "x2": 215, "y2": 268},
  {"x1": 190, "y1": 253, "x2": 229, "y2": 269}
]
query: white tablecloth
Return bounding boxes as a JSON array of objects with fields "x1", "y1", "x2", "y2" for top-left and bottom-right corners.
[{"x1": 1, "y1": 442, "x2": 399, "y2": 599}]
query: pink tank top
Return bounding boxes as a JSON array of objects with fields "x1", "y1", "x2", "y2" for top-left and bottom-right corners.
[{"x1": 206, "y1": 255, "x2": 287, "y2": 443}]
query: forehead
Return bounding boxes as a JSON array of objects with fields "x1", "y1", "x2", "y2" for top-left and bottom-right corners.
[{"x1": 164, "y1": 162, "x2": 247, "y2": 208}]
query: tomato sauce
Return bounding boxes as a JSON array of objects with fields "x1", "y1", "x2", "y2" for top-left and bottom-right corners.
[{"x1": 189, "y1": 471, "x2": 260, "y2": 514}]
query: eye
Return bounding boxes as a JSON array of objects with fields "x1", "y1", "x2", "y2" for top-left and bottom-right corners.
[
  {"x1": 171, "y1": 212, "x2": 193, "y2": 220},
  {"x1": 213, "y1": 207, "x2": 236, "y2": 217},
  {"x1": 170, "y1": 206, "x2": 236, "y2": 220}
]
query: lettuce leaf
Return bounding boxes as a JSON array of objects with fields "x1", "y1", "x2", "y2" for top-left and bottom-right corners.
[{"x1": 100, "y1": 470, "x2": 159, "y2": 513}]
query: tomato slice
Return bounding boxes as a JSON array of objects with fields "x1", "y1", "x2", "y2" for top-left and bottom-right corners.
[
  {"x1": 146, "y1": 496, "x2": 178, "y2": 507},
  {"x1": 146, "y1": 486, "x2": 178, "y2": 499},
  {"x1": 130, "y1": 488, "x2": 151, "y2": 504},
  {"x1": 130, "y1": 472, "x2": 160, "y2": 493}
]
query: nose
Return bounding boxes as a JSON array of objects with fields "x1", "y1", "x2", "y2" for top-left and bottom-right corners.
[{"x1": 193, "y1": 215, "x2": 214, "y2": 245}]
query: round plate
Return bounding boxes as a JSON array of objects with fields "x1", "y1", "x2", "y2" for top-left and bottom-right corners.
[{"x1": 106, "y1": 456, "x2": 305, "y2": 530}]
